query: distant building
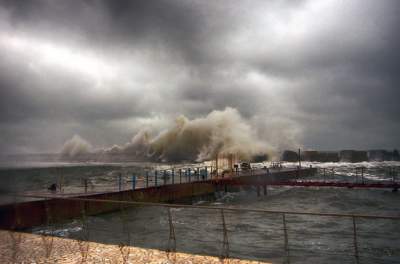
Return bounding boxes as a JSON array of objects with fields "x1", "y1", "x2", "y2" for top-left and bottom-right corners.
[
  {"x1": 393, "y1": 149, "x2": 400, "y2": 161},
  {"x1": 302, "y1": 151, "x2": 339, "y2": 162},
  {"x1": 302, "y1": 151, "x2": 319, "y2": 161},
  {"x1": 281, "y1": 150, "x2": 298, "y2": 162},
  {"x1": 251, "y1": 154, "x2": 269, "y2": 162},
  {"x1": 368, "y1": 150, "x2": 392, "y2": 161},
  {"x1": 339, "y1": 150, "x2": 368, "y2": 163}
]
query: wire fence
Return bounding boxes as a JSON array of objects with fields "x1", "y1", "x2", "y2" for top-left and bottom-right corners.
[
  {"x1": 19, "y1": 165, "x2": 291, "y2": 197},
  {"x1": 314, "y1": 166, "x2": 400, "y2": 184},
  {"x1": 2, "y1": 195, "x2": 400, "y2": 263}
]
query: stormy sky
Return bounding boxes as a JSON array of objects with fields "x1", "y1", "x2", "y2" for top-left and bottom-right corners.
[{"x1": 0, "y1": 0, "x2": 399, "y2": 154}]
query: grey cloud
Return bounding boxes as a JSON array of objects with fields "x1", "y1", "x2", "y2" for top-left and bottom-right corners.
[{"x1": 0, "y1": 0, "x2": 399, "y2": 154}]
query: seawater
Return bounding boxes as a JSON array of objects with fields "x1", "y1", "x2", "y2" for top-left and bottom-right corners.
[{"x1": 1, "y1": 161, "x2": 399, "y2": 263}]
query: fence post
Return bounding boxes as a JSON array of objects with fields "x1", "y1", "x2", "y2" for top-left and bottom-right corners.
[
  {"x1": 78, "y1": 200, "x2": 90, "y2": 263},
  {"x1": 352, "y1": 216, "x2": 360, "y2": 264},
  {"x1": 132, "y1": 174, "x2": 136, "y2": 190},
  {"x1": 84, "y1": 178, "x2": 88, "y2": 194},
  {"x1": 146, "y1": 171, "x2": 149, "y2": 188},
  {"x1": 59, "y1": 173, "x2": 64, "y2": 193},
  {"x1": 205, "y1": 166, "x2": 208, "y2": 180},
  {"x1": 118, "y1": 173, "x2": 122, "y2": 191},
  {"x1": 220, "y1": 209, "x2": 229, "y2": 259},
  {"x1": 361, "y1": 167, "x2": 365, "y2": 184},
  {"x1": 188, "y1": 168, "x2": 191, "y2": 183},
  {"x1": 119, "y1": 204, "x2": 131, "y2": 262},
  {"x1": 164, "y1": 170, "x2": 167, "y2": 185},
  {"x1": 179, "y1": 169, "x2": 182, "y2": 184},
  {"x1": 172, "y1": 169, "x2": 175, "y2": 184},
  {"x1": 282, "y1": 213, "x2": 290, "y2": 264},
  {"x1": 167, "y1": 208, "x2": 176, "y2": 253},
  {"x1": 155, "y1": 170, "x2": 158, "y2": 186}
]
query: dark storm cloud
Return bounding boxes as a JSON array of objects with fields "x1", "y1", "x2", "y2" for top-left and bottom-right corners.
[{"x1": 0, "y1": 0, "x2": 399, "y2": 154}]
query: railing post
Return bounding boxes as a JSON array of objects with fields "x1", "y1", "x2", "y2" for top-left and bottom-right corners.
[
  {"x1": 118, "y1": 173, "x2": 122, "y2": 191},
  {"x1": 155, "y1": 170, "x2": 158, "y2": 186},
  {"x1": 188, "y1": 168, "x2": 191, "y2": 183},
  {"x1": 59, "y1": 174, "x2": 64, "y2": 193},
  {"x1": 132, "y1": 174, "x2": 136, "y2": 190},
  {"x1": 355, "y1": 168, "x2": 359, "y2": 183},
  {"x1": 179, "y1": 169, "x2": 182, "y2": 184},
  {"x1": 352, "y1": 216, "x2": 360, "y2": 264},
  {"x1": 172, "y1": 169, "x2": 175, "y2": 185},
  {"x1": 361, "y1": 167, "x2": 365, "y2": 184},
  {"x1": 146, "y1": 171, "x2": 149, "y2": 188},
  {"x1": 164, "y1": 170, "x2": 167, "y2": 185},
  {"x1": 220, "y1": 209, "x2": 229, "y2": 259},
  {"x1": 84, "y1": 178, "x2": 88, "y2": 194},
  {"x1": 167, "y1": 208, "x2": 176, "y2": 253},
  {"x1": 392, "y1": 167, "x2": 395, "y2": 183},
  {"x1": 282, "y1": 213, "x2": 290, "y2": 264}
]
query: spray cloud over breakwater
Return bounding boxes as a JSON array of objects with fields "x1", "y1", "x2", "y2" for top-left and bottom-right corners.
[
  {"x1": 60, "y1": 135, "x2": 92, "y2": 157},
  {"x1": 61, "y1": 108, "x2": 284, "y2": 162}
]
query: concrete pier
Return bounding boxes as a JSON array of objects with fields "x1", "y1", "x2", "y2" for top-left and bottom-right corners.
[{"x1": 0, "y1": 167, "x2": 316, "y2": 230}]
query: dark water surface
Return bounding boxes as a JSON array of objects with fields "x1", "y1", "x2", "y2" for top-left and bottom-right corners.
[
  {"x1": 33, "y1": 186, "x2": 400, "y2": 263},
  {"x1": 2, "y1": 161, "x2": 399, "y2": 263}
]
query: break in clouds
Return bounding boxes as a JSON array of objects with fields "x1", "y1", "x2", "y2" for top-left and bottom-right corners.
[{"x1": 1, "y1": 0, "x2": 400, "y2": 156}]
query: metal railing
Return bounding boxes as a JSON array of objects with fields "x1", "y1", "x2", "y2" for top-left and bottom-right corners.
[
  {"x1": 3, "y1": 194, "x2": 400, "y2": 263},
  {"x1": 315, "y1": 166, "x2": 399, "y2": 184},
  {"x1": 21, "y1": 166, "x2": 277, "y2": 196}
]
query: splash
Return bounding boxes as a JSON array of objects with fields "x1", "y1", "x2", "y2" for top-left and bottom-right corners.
[
  {"x1": 103, "y1": 108, "x2": 271, "y2": 162},
  {"x1": 61, "y1": 108, "x2": 299, "y2": 162},
  {"x1": 60, "y1": 134, "x2": 92, "y2": 157}
]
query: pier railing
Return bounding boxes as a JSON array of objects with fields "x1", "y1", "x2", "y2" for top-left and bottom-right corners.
[
  {"x1": 11, "y1": 165, "x2": 399, "y2": 200},
  {"x1": 2, "y1": 195, "x2": 400, "y2": 263},
  {"x1": 22, "y1": 166, "x2": 280, "y2": 195}
]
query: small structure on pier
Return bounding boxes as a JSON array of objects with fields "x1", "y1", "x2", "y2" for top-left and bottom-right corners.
[{"x1": 211, "y1": 152, "x2": 239, "y2": 176}]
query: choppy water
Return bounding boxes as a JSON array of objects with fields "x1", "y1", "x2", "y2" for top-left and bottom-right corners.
[{"x1": 1, "y1": 161, "x2": 399, "y2": 263}]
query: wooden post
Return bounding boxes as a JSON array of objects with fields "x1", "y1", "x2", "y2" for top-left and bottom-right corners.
[
  {"x1": 118, "y1": 173, "x2": 122, "y2": 191},
  {"x1": 216, "y1": 154, "x2": 219, "y2": 178},
  {"x1": 352, "y1": 216, "x2": 360, "y2": 264},
  {"x1": 283, "y1": 213, "x2": 290, "y2": 264},
  {"x1": 361, "y1": 167, "x2": 364, "y2": 184},
  {"x1": 132, "y1": 174, "x2": 136, "y2": 190},
  {"x1": 298, "y1": 148, "x2": 301, "y2": 168}
]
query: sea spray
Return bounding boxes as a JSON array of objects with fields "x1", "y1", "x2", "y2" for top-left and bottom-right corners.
[
  {"x1": 60, "y1": 135, "x2": 92, "y2": 157},
  {"x1": 61, "y1": 108, "x2": 275, "y2": 162}
]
